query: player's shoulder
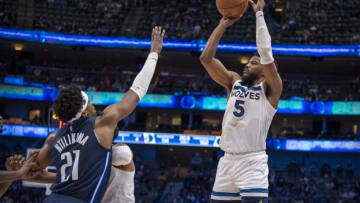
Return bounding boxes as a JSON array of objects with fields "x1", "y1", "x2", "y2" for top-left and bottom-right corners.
[{"x1": 46, "y1": 130, "x2": 58, "y2": 145}]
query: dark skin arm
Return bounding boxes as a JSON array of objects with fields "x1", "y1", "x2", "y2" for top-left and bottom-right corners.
[
  {"x1": 262, "y1": 63, "x2": 283, "y2": 109},
  {"x1": 0, "y1": 155, "x2": 23, "y2": 197},
  {"x1": 94, "y1": 27, "x2": 165, "y2": 150},
  {"x1": 114, "y1": 161, "x2": 135, "y2": 172},
  {"x1": 250, "y1": 0, "x2": 283, "y2": 108},
  {"x1": 34, "y1": 132, "x2": 56, "y2": 170},
  {"x1": 0, "y1": 152, "x2": 39, "y2": 184},
  {"x1": 26, "y1": 171, "x2": 57, "y2": 184},
  {"x1": 200, "y1": 17, "x2": 242, "y2": 95}
]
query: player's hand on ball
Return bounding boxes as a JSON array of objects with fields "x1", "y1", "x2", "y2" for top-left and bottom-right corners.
[
  {"x1": 5, "y1": 154, "x2": 25, "y2": 171},
  {"x1": 150, "y1": 26, "x2": 165, "y2": 54},
  {"x1": 219, "y1": 16, "x2": 242, "y2": 28},
  {"x1": 19, "y1": 151, "x2": 41, "y2": 180},
  {"x1": 249, "y1": 0, "x2": 265, "y2": 13}
]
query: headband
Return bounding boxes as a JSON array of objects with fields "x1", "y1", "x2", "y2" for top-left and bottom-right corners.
[{"x1": 70, "y1": 91, "x2": 89, "y2": 122}]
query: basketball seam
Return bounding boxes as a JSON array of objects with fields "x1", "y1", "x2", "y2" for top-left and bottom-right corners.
[{"x1": 219, "y1": 2, "x2": 247, "y2": 10}]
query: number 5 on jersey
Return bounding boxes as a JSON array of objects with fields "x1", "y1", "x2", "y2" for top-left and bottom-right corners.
[
  {"x1": 233, "y1": 100, "x2": 245, "y2": 118},
  {"x1": 61, "y1": 150, "x2": 80, "y2": 182}
]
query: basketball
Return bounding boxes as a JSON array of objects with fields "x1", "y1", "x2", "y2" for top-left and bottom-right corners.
[{"x1": 216, "y1": 0, "x2": 249, "y2": 19}]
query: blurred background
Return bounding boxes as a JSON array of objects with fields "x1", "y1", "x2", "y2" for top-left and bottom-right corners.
[{"x1": 0, "y1": 0, "x2": 360, "y2": 202}]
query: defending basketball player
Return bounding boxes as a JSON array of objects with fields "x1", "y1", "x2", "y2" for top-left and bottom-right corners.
[
  {"x1": 30, "y1": 26, "x2": 165, "y2": 203},
  {"x1": 18, "y1": 143, "x2": 136, "y2": 203},
  {"x1": 200, "y1": 0, "x2": 282, "y2": 202}
]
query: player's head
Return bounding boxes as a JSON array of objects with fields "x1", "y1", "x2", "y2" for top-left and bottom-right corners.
[
  {"x1": 53, "y1": 84, "x2": 96, "y2": 122},
  {"x1": 242, "y1": 55, "x2": 263, "y2": 84}
]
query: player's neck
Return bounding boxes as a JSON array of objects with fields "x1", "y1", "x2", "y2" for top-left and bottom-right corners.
[{"x1": 247, "y1": 77, "x2": 264, "y2": 88}]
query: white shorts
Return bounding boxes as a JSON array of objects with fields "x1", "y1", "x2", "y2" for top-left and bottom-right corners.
[
  {"x1": 101, "y1": 166, "x2": 135, "y2": 203},
  {"x1": 211, "y1": 151, "x2": 269, "y2": 201}
]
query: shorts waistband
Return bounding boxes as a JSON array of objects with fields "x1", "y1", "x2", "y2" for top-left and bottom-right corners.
[{"x1": 224, "y1": 150, "x2": 266, "y2": 160}]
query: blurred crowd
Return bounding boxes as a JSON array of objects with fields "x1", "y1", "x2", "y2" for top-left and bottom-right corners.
[
  {"x1": 33, "y1": 0, "x2": 132, "y2": 36},
  {"x1": 1, "y1": 61, "x2": 359, "y2": 101},
  {"x1": 169, "y1": 155, "x2": 360, "y2": 203},
  {"x1": 1, "y1": 0, "x2": 359, "y2": 44}
]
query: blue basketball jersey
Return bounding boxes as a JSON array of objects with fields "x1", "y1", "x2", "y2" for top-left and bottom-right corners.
[{"x1": 50, "y1": 116, "x2": 111, "y2": 203}]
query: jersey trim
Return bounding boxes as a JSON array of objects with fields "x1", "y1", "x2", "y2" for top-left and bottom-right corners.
[
  {"x1": 260, "y1": 82, "x2": 277, "y2": 112},
  {"x1": 90, "y1": 151, "x2": 110, "y2": 203},
  {"x1": 212, "y1": 191, "x2": 241, "y2": 197},
  {"x1": 240, "y1": 188, "x2": 268, "y2": 194}
]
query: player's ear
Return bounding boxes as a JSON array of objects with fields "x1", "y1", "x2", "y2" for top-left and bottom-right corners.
[
  {"x1": 81, "y1": 111, "x2": 88, "y2": 117},
  {"x1": 82, "y1": 106, "x2": 90, "y2": 117}
]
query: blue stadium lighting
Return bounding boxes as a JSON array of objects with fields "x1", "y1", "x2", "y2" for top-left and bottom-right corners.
[
  {"x1": 1, "y1": 84, "x2": 360, "y2": 115},
  {"x1": 1, "y1": 124, "x2": 359, "y2": 152},
  {"x1": 0, "y1": 28, "x2": 36, "y2": 41},
  {"x1": 272, "y1": 45, "x2": 356, "y2": 56},
  {"x1": 0, "y1": 27, "x2": 358, "y2": 56}
]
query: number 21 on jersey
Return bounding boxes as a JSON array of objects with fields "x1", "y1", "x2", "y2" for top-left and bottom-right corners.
[
  {"x1": 233, "y1": 100, "x2": 245, "y2": 118},
  {"x1": 61, "y1": 150, "x2": 80, "y2": 182}
]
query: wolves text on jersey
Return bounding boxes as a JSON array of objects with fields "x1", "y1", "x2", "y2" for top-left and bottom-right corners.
[{"x1": 230, "y1": 85, "x2": 260, "y2": 101}]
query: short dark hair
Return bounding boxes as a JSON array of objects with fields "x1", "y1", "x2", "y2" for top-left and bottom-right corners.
[{"x1": 53, "y1": 84, "x2": 83, "y2": 122}]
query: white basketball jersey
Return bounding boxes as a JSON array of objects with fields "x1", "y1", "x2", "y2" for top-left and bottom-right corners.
[
  {"x1": 220, "y1": 80, "x2": 276, "y2": 154},
  {"x1": 101, "y1": 166, "x2": 135, "y2": 203}
]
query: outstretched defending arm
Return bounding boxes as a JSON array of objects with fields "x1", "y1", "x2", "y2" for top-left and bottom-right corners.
[
  {"x1": 249, "y1": 0, "x2": 283, "y2": 109},
  {"x1": 95, "y1": 27, "x2": 165, "y2": 149},
  {"x1": 26, "y1": 171, "x2": 57, "y2": 184},
  {"x1": 0, "y1": 155, "x2": 24, "y2": 196},
  {"x1": 0, "y1": 152, "x2": 39, "y2": 184},
  {"x1": 200, "y1": 17, "x2": 241, "y2": 92}
]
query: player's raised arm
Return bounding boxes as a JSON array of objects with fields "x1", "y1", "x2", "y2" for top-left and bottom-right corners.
[
  {"x1": 200, "y1": 17, "x2": 241, "y2": 92},
  {"x1": 94, "y1": 27, "x2": 165, "y2": 148},
  {"x1": 249, "y1": 0, "x2": 283, "y2": 109}
]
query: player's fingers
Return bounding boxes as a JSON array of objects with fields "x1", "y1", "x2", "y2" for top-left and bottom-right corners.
[
  {"x1": 249, "y1": 0, "x2": 256, "y2": 8},
  {"x1": 161, "y1": 29, "x2": 166, "y2": 38},
  {"x1": 154, "y1": 27, "x2": 159, "y2": 40},
  {"x1": 9, "y1": 157, "x2": 14, "y2": 165},
  {"x1": 159, "y1": 27, "x2": 163, "y2": 40},
  {"x1": 157, "y1": 27, "x2": 161, "y2": 39},
  {"x1": 15, "y1": 154, "x2": 21, "y2": 162},
  {"x1": 6, "y1": 156, "x2": 12, "y2": 163},
  {"x1": 152, "y1": 27, "x2": 155, "y2": 40},
  {"x1": 156, "y1": 26, "x2": 161, "y2": 40}
]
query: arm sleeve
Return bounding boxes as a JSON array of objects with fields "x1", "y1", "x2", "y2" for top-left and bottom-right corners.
[{"x1": 130, "y1": 52, "x2": 159, "y2": 100}]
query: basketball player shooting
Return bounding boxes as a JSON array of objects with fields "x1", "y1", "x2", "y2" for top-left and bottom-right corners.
[
  {"x1": 200, "y1": 0, "x2": 282, "y2": 202},
  {"x1": 30, "y1": 26, "x2": 165, "y2": 203}
]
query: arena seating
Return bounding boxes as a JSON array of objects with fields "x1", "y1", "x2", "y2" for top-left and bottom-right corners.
[{"x1": 1, "y1": 0, "x2": 359, "y2": 44}]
